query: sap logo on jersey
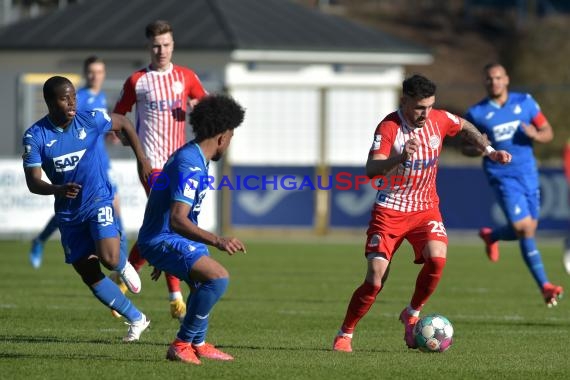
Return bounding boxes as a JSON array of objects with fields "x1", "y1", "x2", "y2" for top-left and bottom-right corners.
[
  {"x1": 492, "y1": 120, "x2": 520, "y2": 142},
  {"x1": 53, "y1": 149, "x2": 86, "y2": 172}
]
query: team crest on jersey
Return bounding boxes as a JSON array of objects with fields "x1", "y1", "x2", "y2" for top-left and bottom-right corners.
[
  {"x1": 172, "y1": 81, "x2": 184, "y2": 95},
  {"x1": 77, "y1": 128, "x2": 87, "y2": 140},
  {"x1": 513, "y1": 104, "x2": 522, "y2": 114},
  {"x1": 428, "y1": 135, "x2": 440, "y2": 149}
]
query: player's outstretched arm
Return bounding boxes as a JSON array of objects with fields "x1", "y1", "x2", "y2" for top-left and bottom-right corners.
[
  {"x1": 459, "y1": 118, "x2": 512, "y2": 164},
  {"x1": 459, "y1": 133, "x2": 490, "y2": 157},
  {"x1": 486, "y1": 149, "x2": 512, "y2": 164},
  {"x1": 457, "y1": 119, "x2": 490, "y2": 151},
  {"x1": 458, "y1": 119, "x2": 511, "y2": 164},
  {"x1": 24, "y1": 166, "x2": 81, "y2": 198},
  {"x1": 170, "y1": 201, "x2": 246, "y2": 255},
  {"x1": 110, "y1": 113, "x2": 152, "y2": 185}
]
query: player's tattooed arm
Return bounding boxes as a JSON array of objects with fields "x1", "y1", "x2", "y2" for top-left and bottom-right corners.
[
  {"x1": 458, "y1": 119, "x2": 490, "y2": 153},
  {"x1": 459, "y1": 118, "x2": 512, "y2": 164}
]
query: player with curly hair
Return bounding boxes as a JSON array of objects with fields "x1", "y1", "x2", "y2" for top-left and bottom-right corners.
[{"x1": 138, "y1": 94, "x2": 246, "y2": 364}]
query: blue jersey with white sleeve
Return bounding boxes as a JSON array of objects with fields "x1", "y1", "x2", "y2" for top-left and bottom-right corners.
[
  {"x1": 22, "y1": 110, "x2": 114, "y2": 224},
  {"x1": 465, "y1": 92, "x2": 544, "y2": 179},
  {"x1": 138, "y1": 141, "x2": 209, "y2": 246}
]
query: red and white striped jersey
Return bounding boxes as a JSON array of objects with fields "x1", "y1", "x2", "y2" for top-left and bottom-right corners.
[
  {"x1": 369, "y1": 109, "x2": 462, "y2": 212},
  {"x1": 114, "y1": 63, "x2": 207, "y2": 169}
]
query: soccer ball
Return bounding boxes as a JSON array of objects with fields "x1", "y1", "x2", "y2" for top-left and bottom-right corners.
[{"x1": 413, "y1": 314, "x2": 454, "y2": 353}]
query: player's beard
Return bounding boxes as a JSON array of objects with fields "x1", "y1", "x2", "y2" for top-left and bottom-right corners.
[{"x1": 211, "y1": 151, "x2": 223, "y2": 162}]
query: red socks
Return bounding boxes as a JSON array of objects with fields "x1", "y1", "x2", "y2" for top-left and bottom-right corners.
[
  {"x1": 410, "y1": 256, "x2": 446, "y2": 310},
  {"x1": 165, "y1": 273, "x2": 181, "y2": 293},
  {"x1": 340, "y1": 257, "x2": 446, "y2": 335},
  {"x1": 341, "y1": 281, "x2": 382, "y2": 334},
  {"x1": 128, "y1": 243, "x2": 146, "y2": 272}
]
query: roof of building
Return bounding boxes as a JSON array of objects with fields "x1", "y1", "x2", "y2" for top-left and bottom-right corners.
[{"x1": 0, "y1": 0, "x2": 429, "y2": 55}]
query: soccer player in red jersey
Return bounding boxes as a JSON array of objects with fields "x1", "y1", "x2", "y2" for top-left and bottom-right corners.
[
  {"x1": 332, "y1": 74, "x2": 511, "y2": 352},
  {"x1": 112, "y1": 20, "x2": 207, "y2": 320}
]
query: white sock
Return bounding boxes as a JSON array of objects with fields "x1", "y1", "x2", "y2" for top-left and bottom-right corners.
[
  {"x1": 407, "y1": 305, "x2": 420, "y2": 317},
  {"x1": 169, "y1": 291, "x2": 183, "y2": 301}
]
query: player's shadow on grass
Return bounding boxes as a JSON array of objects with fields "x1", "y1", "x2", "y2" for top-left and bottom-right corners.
[
  {"x1": 0, "y1": 334, "x2": 167, "y2": 347},
  {"x1": 2, "y1": 334, "x2": 405, "y2": 355},
  {"x1": 217, "y1": 343, "x2": 393, "y2": 353},
  {"x1": 0, "y1": 352, "x2": 174, "y2": 363}
]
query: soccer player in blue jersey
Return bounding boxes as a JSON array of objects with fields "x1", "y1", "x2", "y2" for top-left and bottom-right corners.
[
  {"x1": 138, "y1": 94, "x2": 246, "y2": 364},
  {"x1": 23, "y1": 76, "x2": 153, "y2": 341},
  {"x1": 463, "y1": 62, "x2": 563, "y2": 307},
  {"x1": 28, "y1": 56, "x2": 128, "y2": 270}
]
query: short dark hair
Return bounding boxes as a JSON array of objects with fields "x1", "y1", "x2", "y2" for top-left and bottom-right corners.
[
  {"x1": 402, "y1": 74, "x2": 436, "y2": 99},
  {"x1": 43, "y1": 76, "x2": 73, "y2": 103},
  {"x1": 145, "y1": 20, "x2": 173, "y2": 39},
  {"x1": 83, "y1": 55, "x2": 104, "y2": 73},
  {"x1": 190, "y1": 94, "x2": 245, "y2": 142},
  {"x1": 482, "y1": 62, "x2": 505, "y2": 73}
]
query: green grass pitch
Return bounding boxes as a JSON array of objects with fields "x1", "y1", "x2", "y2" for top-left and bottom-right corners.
[{"x1": 1, "y1": 237, "x2": 569, "y2": 379}]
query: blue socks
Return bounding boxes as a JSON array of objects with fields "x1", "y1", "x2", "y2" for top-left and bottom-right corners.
[
  {"x1": 491, "y1": 225, "x2": 517, "y2": 242},
  {"x1": 91, "y1": 277, "x2": 142, "y2": 322},
  {"x1": 38, "y1": 215, "x2": 59, "y2": 242},
  {"x1": 490, "y1": 225, "x2": 548, "y2": 289},
  {"x1": 177, "y1": 278, "x2": 229, "y2": 343},
  {"x1": 519, "y1": 237, "x2": 548, "y2": 288}
]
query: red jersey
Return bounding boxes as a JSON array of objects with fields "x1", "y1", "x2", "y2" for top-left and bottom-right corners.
[
  {"x1": 369, "y1": 109, "x2": 462, "y2": 212},
  {"x1": 114, "y1": 63, "x2": 207, "y2": 169}
]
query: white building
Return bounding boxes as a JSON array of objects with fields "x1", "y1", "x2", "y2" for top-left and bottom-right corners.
[{"x1": 0, "y1": 0, "x2": 432, "y2": 235}]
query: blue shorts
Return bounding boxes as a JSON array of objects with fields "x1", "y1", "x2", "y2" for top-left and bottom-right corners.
[
  {"x1": 59, "y1": 202, "x2": 120, "y2": 264},
  {"x1": 489, "y1": 174, "x2": 539, "y2": 223},
  {"x1": 139, "y1": 235, "x2": 210, "y2": 284}
]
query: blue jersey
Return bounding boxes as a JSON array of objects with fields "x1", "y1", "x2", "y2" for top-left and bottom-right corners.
[
  {"x1": 138, "y1": 141, "x2": 209, "y2": 245},
  {"x1": 465, "y1": 92, "x2": 544, "y2": 178},
  {"x1": 22, "y1": 110, "x2": 114, "y2": 224},
  {"x1": 76, "y1": 87, "x2": 107, "y2": 113},
  {"x1": 76, "y1": 87, "x2": 111, "y2": 172}
]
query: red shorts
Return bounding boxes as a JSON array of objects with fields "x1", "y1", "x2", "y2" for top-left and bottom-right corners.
[{"x1": 364, "y1": 206, "x2": 448, "y2": 264}]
